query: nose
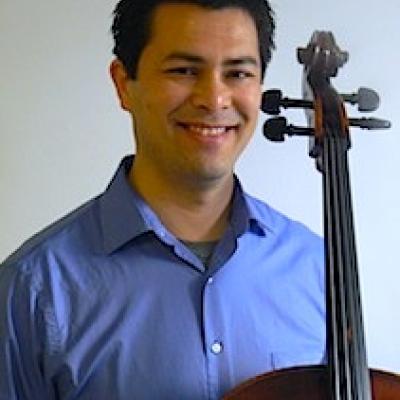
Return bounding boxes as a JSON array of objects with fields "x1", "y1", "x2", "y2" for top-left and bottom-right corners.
[{"x1": 190, "y1": 72, "x2": 232, "y2": 112}]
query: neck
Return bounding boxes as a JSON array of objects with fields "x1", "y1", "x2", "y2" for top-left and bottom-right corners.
[{"x1": 129, "y1": 161, "x2": 234, "y2": 242}]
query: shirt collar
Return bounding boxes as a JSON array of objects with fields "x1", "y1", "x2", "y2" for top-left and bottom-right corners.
[
  {"x1": 99, "y1": 156, "x2": 150, "y2": 254},
  {"x1": 231, "y1": 178, "x2": 275, "y2": 237},
  {"x1": 99, "y1": 156, "x2": 275, "y2": 254}
]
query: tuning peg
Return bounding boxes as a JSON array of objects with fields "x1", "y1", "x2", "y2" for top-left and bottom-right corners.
[
  {"x1": 261, "y1": 90, "x2": 282, "y2": 115},
  {"x1": 261, "y1": 90, "x2": 313, "y2": 115},
  {"x1": 262, "y1": 87, "x2": 381, "y2": 116},
  {"x1": 263, "y1": 115, "x2": 391, "y2": 144},
  {"x1": 263, "y1": 116, "x2": 287, "y2": 141},
  {"x1": 263, "y1": 117, "x2": 314, "y2": 142},
  {"x1": 341, "y1": 87, "x2": 380, "y2": 112},
  {"x1": 349, "y1": 117, "x2": 391, "y2": 130}
]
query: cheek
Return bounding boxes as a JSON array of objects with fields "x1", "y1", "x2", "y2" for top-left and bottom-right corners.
[
  {"x1": 150, "y1": 81, "x2": 191, "y2": 114},
  {"x1": 167, "y1": 90, "x2": 194, "y2": 118},
  {"x1": 238, "y1": 89, "x2": 261, "y2": 121},
  {"x1": 236, "y1": 81, "x2": 261, "y2": 102},
  {"x1": 134, "y1": 90, "x2": 184, "y2": 142}
]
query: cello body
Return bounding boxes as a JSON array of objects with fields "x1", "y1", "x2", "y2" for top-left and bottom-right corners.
[{"x1": 224, "y1": 367, "x2": 400, "y2": 399}]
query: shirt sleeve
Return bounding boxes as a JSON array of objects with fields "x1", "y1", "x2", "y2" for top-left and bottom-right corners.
[{"x1": 0, "y1": 260, "x2": 55, "y2": 400}]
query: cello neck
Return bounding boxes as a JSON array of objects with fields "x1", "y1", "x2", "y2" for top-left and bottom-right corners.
[{"x1": 322, "y1": 132, "x2": 371, "y2": 400}]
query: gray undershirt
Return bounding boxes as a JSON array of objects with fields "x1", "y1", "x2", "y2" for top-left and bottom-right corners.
[{"x1": 183, "y1": 240, "x2": 218, "y2": 268}]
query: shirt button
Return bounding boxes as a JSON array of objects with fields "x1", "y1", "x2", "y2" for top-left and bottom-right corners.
[
  {"x1": 207, "y1": 276, "x2": 214, "y2": 284},
  {"x1": 211, "y1": 341, "x2": 223, "y2": 355}
]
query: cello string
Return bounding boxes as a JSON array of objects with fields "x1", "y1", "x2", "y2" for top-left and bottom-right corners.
[
  {"x1": 323, "y1": 135, "x2": 341, "y2": 400},
  {"x1": 324, "y1": 133, "x2": 353, "y2": 400},
  {"x1": 336, "y1": 135, "x2": 358, "y2": 399},
  {"x1": 341, "y1": 145, "x2": 372, "y2": 399},
  {"x1": 328, "y1": 134, "x2": 353, "y2": 400},
  {"x1": 335, "y1": 134, "x2": 371, "y2": 400}
]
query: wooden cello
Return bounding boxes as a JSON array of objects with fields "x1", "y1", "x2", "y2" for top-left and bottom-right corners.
[{"x1": 224, "y1": 32, "x2": 400, "y2": 399}]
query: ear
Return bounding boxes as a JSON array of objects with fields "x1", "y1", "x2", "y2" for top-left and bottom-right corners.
[{"x1": 109, "y1": 59, "x2": 134, "y2": 111}]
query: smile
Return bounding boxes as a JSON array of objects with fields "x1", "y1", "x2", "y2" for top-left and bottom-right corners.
[{"x1": 177, "y1": 123, "x2": 239, "y2": 137}]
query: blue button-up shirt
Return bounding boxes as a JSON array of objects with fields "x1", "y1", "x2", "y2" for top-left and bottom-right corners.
[{"x1": 0, "y1": 156, "x2": 325, "y2": 400}]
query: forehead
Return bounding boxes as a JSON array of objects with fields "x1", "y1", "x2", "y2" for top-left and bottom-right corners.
[{"x1": 145, "y1": 4, "x2": 260, "y2": 62}]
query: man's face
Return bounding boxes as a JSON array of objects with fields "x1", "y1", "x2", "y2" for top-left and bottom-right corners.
[{"x1": 113, "y1": 4, "x2": 262, "y2": 186}]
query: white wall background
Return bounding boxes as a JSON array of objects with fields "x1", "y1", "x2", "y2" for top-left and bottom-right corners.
[{"x1": 1, "y1": 0, "x2": 399, "y2": 373}]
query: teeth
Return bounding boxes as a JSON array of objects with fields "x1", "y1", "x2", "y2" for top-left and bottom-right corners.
[{"x1": 185, "y1": 125, "x2": 228, "y2": 136}]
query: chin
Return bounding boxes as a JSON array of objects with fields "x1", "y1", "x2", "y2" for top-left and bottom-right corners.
[{"x1": 190, "y1": 164, "x2": 233, "y2": 186}]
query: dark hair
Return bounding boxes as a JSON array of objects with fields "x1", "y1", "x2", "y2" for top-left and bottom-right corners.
[{"x1": 111, "y1": 0, "x2": 275, "y2": 80}]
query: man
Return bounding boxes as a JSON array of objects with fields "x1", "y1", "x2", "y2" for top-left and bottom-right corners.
[{"x1": 0, "y1": 1, "x2": 325, "y2": 399}]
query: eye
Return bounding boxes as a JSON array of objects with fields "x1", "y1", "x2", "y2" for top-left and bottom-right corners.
[
  {"x1": 164, "y1": 67, "x2": 198, "y2": 76},
  {"x1": 226, "y1": 70, "x2": 256, "y2": 79}
]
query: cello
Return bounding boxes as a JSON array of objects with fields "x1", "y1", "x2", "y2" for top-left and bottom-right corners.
[{"x1": 224, "y1": 32, "x2": 400, "y2": 399}]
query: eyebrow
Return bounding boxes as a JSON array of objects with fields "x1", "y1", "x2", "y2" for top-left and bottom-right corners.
[{"x1": 163, "y1": 52, "x2": 259, "y2": 67}]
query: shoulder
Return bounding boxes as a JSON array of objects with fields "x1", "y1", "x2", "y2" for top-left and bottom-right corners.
[
  {"x1": 242, "y1": 192, "x2": 325, "y2": 297},
  {"x1": 243, "y1": 191, "x2": 323, "y2": 258},
  {"x1": 245, "y1": 192, "x2": 321, "y2": 238},
  {"x1": 1, "y1": 195, "x2": 101, "y2": 277}
]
